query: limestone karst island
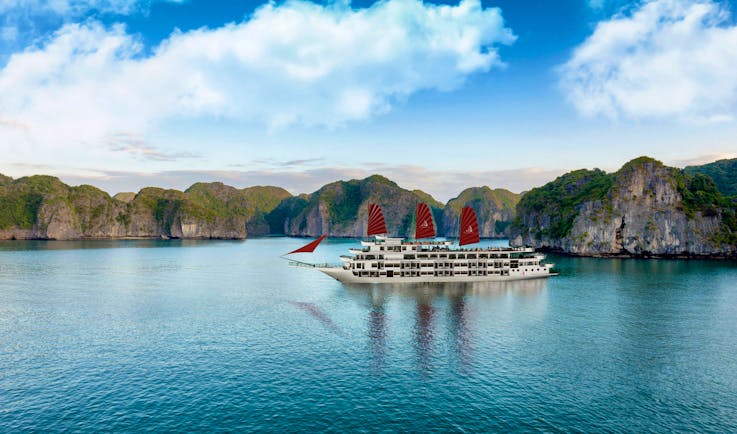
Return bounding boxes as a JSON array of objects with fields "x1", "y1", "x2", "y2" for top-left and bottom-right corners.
[{"x1": 2, "y1": 156, "x2": 735, "y2": 258}]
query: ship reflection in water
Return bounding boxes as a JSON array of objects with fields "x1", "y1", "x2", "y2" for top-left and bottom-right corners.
[{"x1": 344, "y1": 279, "x2": 548, "y2": 374}]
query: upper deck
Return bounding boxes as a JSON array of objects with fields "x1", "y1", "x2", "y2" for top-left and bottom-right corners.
[{"x1": 352, "y1": 236, "x2": 535, "y2": 255}]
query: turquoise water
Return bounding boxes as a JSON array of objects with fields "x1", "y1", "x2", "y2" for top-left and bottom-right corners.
[{"x1": 1, "y1": 238, "x2": 737, "y2": 432}]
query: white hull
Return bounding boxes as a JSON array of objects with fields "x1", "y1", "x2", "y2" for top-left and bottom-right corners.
[{"x1": 318, "y1": 266, "x2": 556, "y2": 283}]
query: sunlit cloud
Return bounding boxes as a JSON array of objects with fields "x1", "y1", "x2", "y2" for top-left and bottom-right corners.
[
  {"x1": 561, "y1": 0, "x2": 737, "y2": 122},
  {"x1": 0, "y1": 0, "x2": 515, "y2": 159},
  {"x1": 106, "y1": 133, "x2": 201, "y2": 161},
  {"x1": 667, "y1": 153, "x2": 737, "y2": 167}
]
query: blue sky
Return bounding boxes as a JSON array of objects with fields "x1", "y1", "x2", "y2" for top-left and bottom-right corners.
[{"x1": 1, "y1": 0, "x2": 736, "y2": 201}]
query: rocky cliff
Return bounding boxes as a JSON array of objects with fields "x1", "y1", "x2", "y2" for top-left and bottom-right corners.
[
  {"x1": 0, "y1": 176, "x2": 291, "y2": 240},
  {"x1": 510, "y1": 157, "x2": 737, "y2": 257},
  {"x1": 267, "y1": 175, "x2": 444, "y2": 237},
  {"x1": 0, "y1": 176, "x2": 126, "y2": 240},
  {"x1": 441, "y1": 187, "x2": 519, "y2": 238},
  {"x1": 241, "y1": 186, "x2": 292, "y2": 236},
  {"x1": 3, "y1": 159, "x2": 735, "y2": 256}
]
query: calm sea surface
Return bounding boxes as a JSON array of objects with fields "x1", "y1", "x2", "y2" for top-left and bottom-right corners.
[{"x1": 1, "y1": 237, "x2": 736, "y2": 432}]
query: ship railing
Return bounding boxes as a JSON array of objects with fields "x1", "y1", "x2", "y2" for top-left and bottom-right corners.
[{"x1": 287, "y1": 261, "x2": 342, "y2": 269}]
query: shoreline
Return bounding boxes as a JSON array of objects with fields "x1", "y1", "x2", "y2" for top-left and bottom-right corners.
[
  {"x1": 2, "y1": 236, "x2": 735, "y2": 260},
  {"x1": 532, "y1": 246, "x2": 737, "y2": 260}
]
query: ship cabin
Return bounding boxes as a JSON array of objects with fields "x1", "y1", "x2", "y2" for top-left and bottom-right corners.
[{"x1": 343, "y1": 236, "x2": 549, "y2": 279}]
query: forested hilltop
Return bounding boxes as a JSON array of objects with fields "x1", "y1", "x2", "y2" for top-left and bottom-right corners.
[
  {"x1": 0, "y1": 173, "x2": 519, "y2": 240},
  {"x1": 1, "y1": 156, "x2": 735, "y2": 257},
  {"x1": 510, "y1": 157, "x2": 737, "y2": 257},
  {"x1": 685, "y1": 159, "x2": 737, "y2": 197},
  {"x1": 0, "y1": 176, "x2": 289, "y2": 240}
]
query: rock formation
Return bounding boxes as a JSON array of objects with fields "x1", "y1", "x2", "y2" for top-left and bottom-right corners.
[
  {"x1": 2, "y1": 157, "x2": 735, "y2": 258},
  {"x1": 510, "y1": 157, "x2": 737, "y2": 257},
  {"x1": 241, "y1": 186, "x2": 292, "y2": 236},
  {"x1": 0, "y1": 176, "x2": 290, "y2": 240},
  {"x1": 441, "y1": 187, "x2": 519, "y2": 238},
  {"x1": 267, "y1": 175, "x2": 444, "y2": 237}
]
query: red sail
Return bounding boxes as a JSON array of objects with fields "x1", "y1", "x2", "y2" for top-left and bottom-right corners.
[
  {"x1": 415, "y1": 202, "x2": 436, "y2": 239},
  {"x1": 459, "y1": 206, "x2": 480, "y2": 246},
  {"x1": 287, "y1": 235, "x2": 327, "y2": 254},
  {"x1": 367, "y1": 203, "x2": 387, "y2": 236}
]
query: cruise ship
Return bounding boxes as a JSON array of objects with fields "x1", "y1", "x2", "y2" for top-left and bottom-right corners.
[{"x1": 286, "y1": 203, "x2": 556, "y2": 283}]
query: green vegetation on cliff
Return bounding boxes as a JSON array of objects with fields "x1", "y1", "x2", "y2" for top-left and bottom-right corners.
[
  {"x1": 675, "y1": 173, "x2": 723, "y2": 217},
  {"x1": 322, "y1": 179, "x2": 364, "y2": 224},
  {"x1": 0, "y1": 175, "x2": 69, "y2": 230},
  {"x1": 184, "y1": 183, "x2": 248, "y2": 222},
  {"x1": 513, "y1": 169, "x2": 613, "y2": 238},
  {"x1": 685, "y1": 158, "x2": 737, "y2": 197},
  {"x1": 412, "y1": 189, "x2": 444, "y2": 209},
  {"x1": 512, "y1": 156, "x2": 737, "y2": 250},
  {"x1": 4, "y1": 157, "x2": 733, "y2": 246},
  {"x1": 68, "y1": 184, "x2": 119, "y2": 233},
  {"x1": 242, "y1": 186, "x2": 291, "y2": 215},
  {"x1": 268, "y1": 174, "x2": 444, "y2": 237},
  {"x1": 241, "y1": 186, "x2": 292, "y2": 235},
  {"x1": 0, "y1": 174, "x2": 293, "y2": 239},
  {"x1": 446, "y1": 187, "x2": 519, "y2": 212},
  {"x1": 132, "y1": 187, "x2": 188, "y2": 234},
  {"x1": 442, "y1": 186, "x2": 520, "y2": 238},
  {"x1": 112, "y1": 192, "x2": 135, "y2": 203},
  {"x1": 266, "y1": 195, "x2": 308, "y2": 234},
  {"x1": 674, "y1": 173, "x2": 737, "y2": 244}
]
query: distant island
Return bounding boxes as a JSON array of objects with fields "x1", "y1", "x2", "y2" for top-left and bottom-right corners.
[{"x1": 1, "y1": 157, "x2": 735, "y2": 258}]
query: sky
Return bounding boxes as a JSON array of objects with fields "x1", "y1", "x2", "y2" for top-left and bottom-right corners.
[{"x1": 1, "y1": 0, "x2": 736, "y2": 202}]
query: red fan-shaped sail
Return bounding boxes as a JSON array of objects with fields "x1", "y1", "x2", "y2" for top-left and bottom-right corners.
[
  {"x1": 367, "y1": 203, "x2": 387, "y2": 236},
  {"x1": 415, "y1": 202, "x2": 435, "y2": 239},
  {"x1": 287, "y1": 235, "x2": 327, "y2": 254},
  {"x1": 459, "y1": 206, "x2": 480, "y2": 246}
]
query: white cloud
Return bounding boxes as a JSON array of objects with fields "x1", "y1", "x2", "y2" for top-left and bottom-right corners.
[
  {"x1": 0, "y1": 0, "x2": 514, "y2": 155},
  {"x1": 667, "y1": 152, "x2": 737, "y2": 167},
  {"x1": 560, "y1": 0, "x2": 737, "y2": 122}
]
